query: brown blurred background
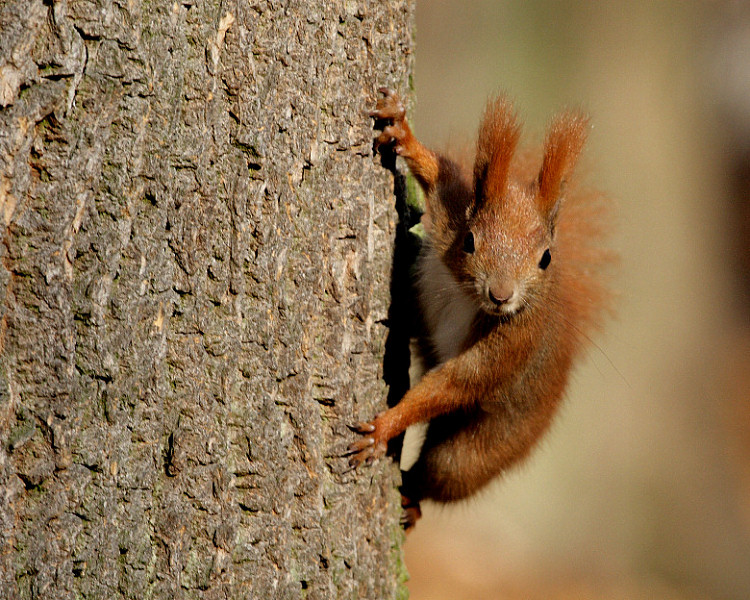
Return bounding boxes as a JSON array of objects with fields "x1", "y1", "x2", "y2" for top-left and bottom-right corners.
[{"x1": 404, "y1": 2, "x2": 750, "y2": 599}]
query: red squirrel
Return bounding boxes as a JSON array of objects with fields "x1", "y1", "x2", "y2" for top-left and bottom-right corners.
[{"x1": 350, "y1": 88, "x2": 612, "y2": 528}]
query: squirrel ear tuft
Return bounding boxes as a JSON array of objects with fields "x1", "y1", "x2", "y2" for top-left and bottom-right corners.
[
  {"x1": 537, "y1": 112, "x2": 588, "y2": 220},
  {"x1": 474, "y1": 96, "x2": 521, "y2": 207}
]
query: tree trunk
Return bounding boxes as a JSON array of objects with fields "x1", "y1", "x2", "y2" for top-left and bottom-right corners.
[{"x1": 0, "y1": 1, "x2": 414, "y2": 598}]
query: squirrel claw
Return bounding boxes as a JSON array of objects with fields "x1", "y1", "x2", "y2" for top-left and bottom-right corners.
[
  {"x1": 347, "y1": 437, "x2": 382, "y2": 467},
  {"x1": 373, "y1": 124, "x2": 406, "y2": 157},
  {"x1": 373, "y1": 133, "x2": 392, "y2": 153},
  {"x1": 346, "y1": 417, "x2": 388, "y2": 467},
  {"x1": 349, "y1": 421, "x2": 376, "y2": 434},
  {"x1": 370, "y1": 88, "x2": 406, "y2": 124},
  {"x1": 347, "y1": 436, "x2": 374, "y2": 451}
]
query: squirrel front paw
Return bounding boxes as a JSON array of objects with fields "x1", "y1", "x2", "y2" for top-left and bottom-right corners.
[
  {"x1": 370, "y1": 87, "x2": 408, "y2": 155},
  {"x1": 370, "y1": 87, "x2": 406, "y2": 122},
  {"x1": 347, "y1": 417, "x2": 389, "y2": 467}
]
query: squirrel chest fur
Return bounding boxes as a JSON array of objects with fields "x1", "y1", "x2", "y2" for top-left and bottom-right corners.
[
  {"x1": 349, "y1": 88, "x2": 612, "y2": 527},
  {"x1": 418, "y1": 247, "x2": 479, "y2": 363}
]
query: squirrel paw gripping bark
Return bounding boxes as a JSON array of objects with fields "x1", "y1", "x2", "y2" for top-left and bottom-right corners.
[
  {"x1": 346, "y1": 414, "x2": 392, "y2": 467},
  {"x1": 369, "y1": 87, "x2": 409, "y2": 154}
]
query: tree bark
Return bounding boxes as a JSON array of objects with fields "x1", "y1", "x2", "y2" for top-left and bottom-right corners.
[{"x1": 0, "y1": 1, "x2": 413, "y2": 598}]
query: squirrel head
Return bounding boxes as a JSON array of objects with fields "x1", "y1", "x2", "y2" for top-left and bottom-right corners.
[{"x1": 444, "y1": 97, "x2": 589, "y2": 317}]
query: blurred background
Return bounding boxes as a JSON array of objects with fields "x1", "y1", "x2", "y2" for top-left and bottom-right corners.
[{"x1": 404, "y1": 2, "x2": 750, "y2": 599}]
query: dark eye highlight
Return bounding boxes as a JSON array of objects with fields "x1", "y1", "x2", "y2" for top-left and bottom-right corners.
[
  {"x1": 539, "y1": 248, "x2": 551, "y2": 270},
  {"x1": 463, "y1": 231, "x2": 475, "y2": 254}
]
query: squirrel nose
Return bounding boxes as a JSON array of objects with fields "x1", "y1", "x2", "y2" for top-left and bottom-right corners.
[{"x1": 488, "y1": 282, "x2": 514, "y2": 306}]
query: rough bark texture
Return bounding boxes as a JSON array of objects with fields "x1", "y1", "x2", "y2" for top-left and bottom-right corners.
[{"x1": 0, "y1": 1, "x2": 414, "y2": 598}]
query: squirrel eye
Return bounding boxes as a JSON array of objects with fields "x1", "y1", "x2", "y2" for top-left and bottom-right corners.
[
  {"x1": 539, "y1": 248, "x2": 552, "y2": 270},
  {"x1": 463, "y1": 231, "x2": 475, "y2": 254}
]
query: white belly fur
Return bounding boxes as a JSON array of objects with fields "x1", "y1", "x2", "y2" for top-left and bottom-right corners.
[
  {"x1": 417, "y1": 247, "x2": 479, "y2": 364},
  {"x1": 401, "y1": 247, "x2": 480, "y2": 471}
]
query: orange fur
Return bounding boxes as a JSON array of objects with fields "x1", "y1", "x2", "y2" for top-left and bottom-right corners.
[
  {"x1": 353, "y1": 89, "x2": 613, "y2": 527},
  {"x1": 474, "y1": 97, "x2": 521, "y2": 204}
]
